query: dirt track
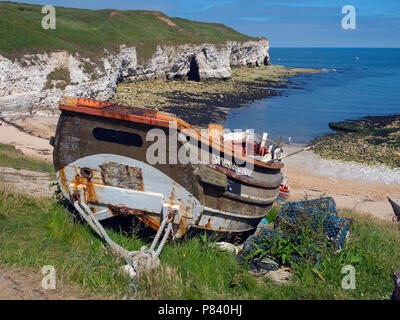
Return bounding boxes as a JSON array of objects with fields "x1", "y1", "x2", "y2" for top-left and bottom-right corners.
[
  {"x1": 0, "y1": 266, "x2": 94, "y2": 300},
  {"x1": 0, "y1": 166, "x2": 54, "y2": 197}
]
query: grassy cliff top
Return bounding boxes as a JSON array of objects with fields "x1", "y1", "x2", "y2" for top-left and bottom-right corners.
[{"x1": 0, "y1": 1, "x2": 257, "y2": 61}]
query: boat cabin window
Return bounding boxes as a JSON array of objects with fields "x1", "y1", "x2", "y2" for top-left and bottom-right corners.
[{"x1": 92, "y1": 127, "x2": 143, "y2": 147}]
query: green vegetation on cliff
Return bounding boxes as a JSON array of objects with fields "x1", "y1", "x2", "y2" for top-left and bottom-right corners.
[{"x1": 0, "y1": 1, "x2": 256, "y2": 61}]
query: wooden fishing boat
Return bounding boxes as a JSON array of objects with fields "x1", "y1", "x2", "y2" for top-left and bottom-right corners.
[
  {"x1": 388, "y1": 196, "x2": 400, "y2": 222},
  {"x1": 52, "y1": 97, "x2": 284, "y2": 240}
]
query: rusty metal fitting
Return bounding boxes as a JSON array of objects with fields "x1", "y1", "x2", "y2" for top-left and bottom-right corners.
[
  {"x1": 70, "y1": 190, "x2": 81, "y2": 203},
  {"x1": 166, "y1": 210, "x2": 177, "y2": 224},
  {"x1": 80, "y1": 167, "x2": 93, "y2": 180}
]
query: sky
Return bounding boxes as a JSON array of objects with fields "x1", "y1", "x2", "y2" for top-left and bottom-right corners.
[{"x1": 10, "y1": 0, "x2": 400, "y2": 47}]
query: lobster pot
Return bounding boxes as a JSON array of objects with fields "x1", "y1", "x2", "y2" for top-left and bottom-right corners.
[{"x1": 275, "y1": 197, "x2": 352, "y2": 250}]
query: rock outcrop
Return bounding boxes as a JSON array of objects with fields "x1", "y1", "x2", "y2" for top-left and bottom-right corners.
[{"x1": 0, "y1": 39, "x2": 269, "y2": 117}]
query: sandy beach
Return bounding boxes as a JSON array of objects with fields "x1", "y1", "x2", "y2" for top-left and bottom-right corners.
[
  {"x1": 0, "y1": 116, "x2": 55, "y2": 162},
  {"x1": 282, "y1": 144, "x2": 400, "y2": 221},
  {"x1": 0, "y1": 116, "x2": 398, "y2": 221}
]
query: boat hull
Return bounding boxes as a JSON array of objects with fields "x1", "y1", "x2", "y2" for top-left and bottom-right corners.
[{"x1": 53, "y1": 109, "x2": 283, "y2": 238}]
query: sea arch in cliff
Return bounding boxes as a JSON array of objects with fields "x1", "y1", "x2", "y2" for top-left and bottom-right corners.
[{"x1": 187, "y1": 56, "x2": 200, "y2": 82}]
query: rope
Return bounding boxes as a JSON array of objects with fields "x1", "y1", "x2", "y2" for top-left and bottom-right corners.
[{"x1": 71, "y1": 185, "x2": 174, "y2": 275}]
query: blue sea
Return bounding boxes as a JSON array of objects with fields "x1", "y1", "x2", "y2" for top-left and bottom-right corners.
[{"x1": 225, "y1": 48, "x2": 400, "y2": 143}]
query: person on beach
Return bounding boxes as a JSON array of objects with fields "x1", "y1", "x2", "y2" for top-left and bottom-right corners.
[{"x1": 288, "y1": 136, "x2": 292, "y2": 144}]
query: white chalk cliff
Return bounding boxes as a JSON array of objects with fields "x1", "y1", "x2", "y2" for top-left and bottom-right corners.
[{"x1": 0, "y1": 39, "x2": 269, "y2": 116}]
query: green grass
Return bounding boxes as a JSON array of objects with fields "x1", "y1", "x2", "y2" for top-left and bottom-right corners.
[
  {"x1": 43, "y1": 67, "x2": 71, "y2": 90},
  {"x1": 0, "y1": 2, "x2": 256, "y2": 62},
  {"x1": 0, "y1": 143, "x2": 54, "y2": 173},
  {"x1": 0, "y1": 188, "x2": 399, "y2": 299}
]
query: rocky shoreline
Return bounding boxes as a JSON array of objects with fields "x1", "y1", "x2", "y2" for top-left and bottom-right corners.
[
  {"x1": 115, "y1": 65, "x2": 322, "y2": 127},
  {"x1": 0, "y1": 64, "x2": 322, "y2": 141},
  {"x1": 311, "y1": 114, "x2": 400, "y2": 168}
]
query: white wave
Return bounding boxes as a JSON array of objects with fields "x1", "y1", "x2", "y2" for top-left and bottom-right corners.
[
  {"x1": 321, "y1": 68, "x2": 337, "y2": 73},
  {"x1": 283, "y1": 148, "x2": 400, "y2": 185}
]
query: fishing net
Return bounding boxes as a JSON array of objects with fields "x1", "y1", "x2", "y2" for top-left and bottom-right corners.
[
  {"x1": 240, "y1": 197, "x2": 353, "y2": 272},
  {"x1": 238, "y1": 229, "x2": 285, "y2": 274},
  {"x1": 275, "y1": 197, "x2": 352, "y2": 250},
  {"x1": 278, "y1": 197, "x2": 338, "y2": 218}
]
